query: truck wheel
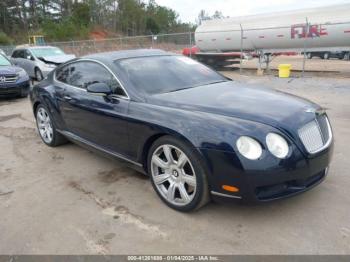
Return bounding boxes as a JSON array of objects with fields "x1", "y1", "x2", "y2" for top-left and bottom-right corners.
[
  {"x1": 323, "y1": 52, "x2": 330, "y2": 60},
  {"x1": 343, "y1": 53, "x2": 350, "y2": 60},
  {"x1": 307, "y1": 53, "x2": 312, "y2": 59}
]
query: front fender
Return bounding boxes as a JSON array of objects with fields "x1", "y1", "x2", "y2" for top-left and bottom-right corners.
[{"x1": 127, "y1": 102, "x2": 280, "y2": 161}]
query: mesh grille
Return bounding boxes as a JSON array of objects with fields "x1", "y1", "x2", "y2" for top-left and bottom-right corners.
[{"x1": 298, "y1": 114, "x2": 331, "y2": 154}]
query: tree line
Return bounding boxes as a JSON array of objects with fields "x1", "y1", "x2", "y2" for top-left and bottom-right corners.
[{"x1": 0, "y1": 0, "x2": 226, "y2": 45}]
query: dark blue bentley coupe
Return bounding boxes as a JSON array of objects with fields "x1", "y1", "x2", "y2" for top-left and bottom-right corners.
[
  {"x1": 29, "y1": 49, "x2": 333, "y2": 211},
  {"x1": 0, "y1": 53, "x2": 30, "y2": 97}
]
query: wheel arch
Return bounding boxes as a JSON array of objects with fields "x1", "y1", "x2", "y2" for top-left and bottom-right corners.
[
  {"x1": 140, "y1": 130, "x2": 209, "y2": 176},
  {"x1": 33, "y1": 100, "x2": 41, "y2": 114}
]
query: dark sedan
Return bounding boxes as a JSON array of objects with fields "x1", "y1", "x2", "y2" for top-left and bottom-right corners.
[
  {"x1": 0, "y1": 53, "x2": 30, "y2": 97},
  {"x1": 29, "y1": 49, "x2": 333, "y2": 211}
]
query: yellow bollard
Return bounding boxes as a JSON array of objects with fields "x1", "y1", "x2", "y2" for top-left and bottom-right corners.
[{"x1": 278, "y1": 64, "x2": 292, "y2": 78}]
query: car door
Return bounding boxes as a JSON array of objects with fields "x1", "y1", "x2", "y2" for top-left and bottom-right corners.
[
  {"x1": 21, "y1": 49, "x2": 36, "y2": 77},
  {"x1": 55, "y1": 60, "x2": 131, "y2": 157}
]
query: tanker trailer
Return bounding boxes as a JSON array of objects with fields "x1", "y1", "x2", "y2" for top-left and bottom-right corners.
[{"x1": 190, "y1": 4, "x2": 350, "y2": 66}]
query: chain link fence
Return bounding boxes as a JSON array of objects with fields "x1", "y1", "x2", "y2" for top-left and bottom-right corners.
[
  {"x1": 1, "y1": 21, "x2": 349, "y2": 77},
  {"x1": 48, "y1": 32, "x2": 194, "y2": 57}
]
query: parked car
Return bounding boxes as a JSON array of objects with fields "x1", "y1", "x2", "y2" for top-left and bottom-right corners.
[
  {"x1": 30, "y1": 49, "x2": 333, "y2": 212},
  {"x1": 0, "y1": 53, "x2": 30, "y2": 97},
  {"x1": 11, "y1": 46, "x2": 75, "y2": 81},
  {"x1": 306, "y1": 51, "x2": 350, "y2": 60}
]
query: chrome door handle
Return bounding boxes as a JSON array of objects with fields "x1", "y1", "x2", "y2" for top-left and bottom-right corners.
[{"x1": 64, "y1": 95, "x2": 72, "y2": 101}]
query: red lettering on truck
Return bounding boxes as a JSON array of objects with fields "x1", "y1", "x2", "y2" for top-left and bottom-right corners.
[{"x1": 291, "y1": 24, "x2": 328, "y2": 39}]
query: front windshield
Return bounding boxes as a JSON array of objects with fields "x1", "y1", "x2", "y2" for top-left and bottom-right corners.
[
  {"x1": 31, "y1": 47, "x2": 64, "y2": 58},
  {"x1": 114, "y1": 56, "x2": 227, "y2": 95},
  {"x1": 0, "y1": 54, "x2": 11, "y2": 66}
]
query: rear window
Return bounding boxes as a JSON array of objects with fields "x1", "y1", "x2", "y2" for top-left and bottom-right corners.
[{"x1": 114, "y1": 56, "x2": 227, "y2": 95}]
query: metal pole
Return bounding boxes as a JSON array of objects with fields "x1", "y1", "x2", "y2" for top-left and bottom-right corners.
[
  {"x1": 302, "y1": 17, "x2": 309, "y2": 77},
  {"x1": 239, "y1": 23, "x2": 243, "y2": 74},
  {"x1": 189, "y1": 32, "x2": 192, "y2": 58}
]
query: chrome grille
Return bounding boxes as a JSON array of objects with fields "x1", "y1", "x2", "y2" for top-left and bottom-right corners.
[
  {"x1": 298, "y1": 114, "x2": 332, "y2": 154},
  {"x1": 0, "y1": 74, "x2": 18, "y2": 84}
]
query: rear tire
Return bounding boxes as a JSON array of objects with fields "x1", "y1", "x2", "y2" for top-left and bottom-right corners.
[
  {"x1": 35, "y1": 104, "x2": 67, "y2": 147},
  {"x1": 147, "y1": 136, "x2": 210, "y2": 212},
  {"x1": 306, "y1": 53, "x2": 312, "y2": 59},
  {"x1": 323, "y1": 52, "x2": 330, "y2": 60}
]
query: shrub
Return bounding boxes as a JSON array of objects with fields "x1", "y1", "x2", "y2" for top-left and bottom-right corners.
[{"x1": 0, "y1": 32, "x2": 13, "y2": 45}]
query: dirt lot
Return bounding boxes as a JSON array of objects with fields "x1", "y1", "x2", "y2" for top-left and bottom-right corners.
[{"x1": 0, "y1": 73, "x2": 350, "y2": 255}]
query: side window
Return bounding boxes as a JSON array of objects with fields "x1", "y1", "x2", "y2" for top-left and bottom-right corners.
[
  {"x1": 67, "y1": 61, "x2": 126, "y2": 96},
  {"x1": 11, "y1": 50, "x2": 18, "y2": 58},
  {"x1": 55, "y1": 64, "x2": 71, "y2": 83},
  {"x1": 12, "y1": 50, "x2": 24, "y2": 58},
  {"x1": 24, "y1": 50, "x2": 33, "y2": 60}
]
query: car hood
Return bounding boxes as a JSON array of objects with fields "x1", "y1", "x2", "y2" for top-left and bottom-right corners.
[
  {"x1": 38, "y1": 54, "x2": 76, "y2": 65},
  {"x1": 0, "y1": 65, "x2": 23, "y2": 75},
  {"x1": 149, "y1": 81, "x2": 321, "y2": 132}
]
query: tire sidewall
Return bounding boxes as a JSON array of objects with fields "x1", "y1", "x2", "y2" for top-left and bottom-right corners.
[
  {"x1": 35, "y1": 68, "x2": 43, "y2": 81},
  {"x1": 147, "y1": 136, "x2": 209, "y2": 212}
]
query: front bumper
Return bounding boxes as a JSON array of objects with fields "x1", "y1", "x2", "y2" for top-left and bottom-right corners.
[
  {"x1": 0, "y1": 80, "x2": 30, "y2": 97},
  {"x1": 200, "y1": 141, "x2": 333, "y2": 204}
]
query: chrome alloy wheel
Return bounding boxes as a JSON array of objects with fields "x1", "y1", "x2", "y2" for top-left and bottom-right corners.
[
  {"x1": 151, "y1": 144, "x2": 197, "y2": 206},
  {"x1": 36, "y1": 107, "x2": 53, "y2": 144}
]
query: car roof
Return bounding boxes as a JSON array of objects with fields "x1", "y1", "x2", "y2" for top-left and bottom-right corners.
[
  {"x1": 14, "y1": 45, "x2": 58, "y2": 50},
  {"x1": 82, "y1": 49, "x2": 173, "y2": 62}
]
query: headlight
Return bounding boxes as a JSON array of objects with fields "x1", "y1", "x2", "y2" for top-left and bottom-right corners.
[
  {"x1": 266, "y1": 133, "x2": 289, "y2": 159},
  {"x1": 17, "y1": 69, "x2": 28, "y2": 79},
  {"x1": 45, "y1": 63, "x2": 56, "y2": 68},
  {"x1": 236, "y1": 136, "x2": 262, "y2": 160}
]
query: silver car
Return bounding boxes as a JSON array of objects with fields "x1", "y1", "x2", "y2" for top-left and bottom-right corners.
[{"x1": 11, "y1": 46, "x2": 75, "y2": 81}]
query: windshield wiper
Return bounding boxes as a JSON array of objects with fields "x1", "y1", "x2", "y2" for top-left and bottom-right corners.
[
  {"x1": 165, "y1": 86, "x2": 193, "y2": 93},
  {"x1": 163, "y1": 80, "x2": 228, "y2": 94}
]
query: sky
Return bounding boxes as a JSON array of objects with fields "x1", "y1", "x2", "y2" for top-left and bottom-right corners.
[{"x1": 155, "y1": 0, "x2": 350, "y2": 23}]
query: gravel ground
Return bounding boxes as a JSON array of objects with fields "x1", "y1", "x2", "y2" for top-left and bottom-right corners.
[{"x1": 0, "y1": 73, "x2": 349, "y2": 255}]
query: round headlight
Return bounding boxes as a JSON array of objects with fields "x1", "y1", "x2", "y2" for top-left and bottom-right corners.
[
  {"x1": 236, "y1": 136, "x2": 262, "y2": 160},
  {"x1": 266, "y1": 133, "x2": 289, "y2": 159}
]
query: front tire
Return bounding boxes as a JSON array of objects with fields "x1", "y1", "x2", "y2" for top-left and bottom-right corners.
[
  {"x1": 148, "y1": 136, "x2": 210, "y2": 212},
  {"x1": 35, "y1": 68, "x2": 44, "y2": 82},
  {"x1": 323, "y1": 52, "x2": 330, "y2": 60},
  {"x1": 35, "y1": 104, "x2": 67, "y2": 147}
]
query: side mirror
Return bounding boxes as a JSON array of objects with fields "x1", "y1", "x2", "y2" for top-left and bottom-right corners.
[
  {"x1": 27, "y1": 55, "x2": 33, "y2": 60},
  {"x1": 87, "y1": 82, "x2": 112, "y2": 95}
]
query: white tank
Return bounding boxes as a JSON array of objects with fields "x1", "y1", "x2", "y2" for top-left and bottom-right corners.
[{"x1": 195, "y1": 4, "x2": 350, "y2": 53}]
